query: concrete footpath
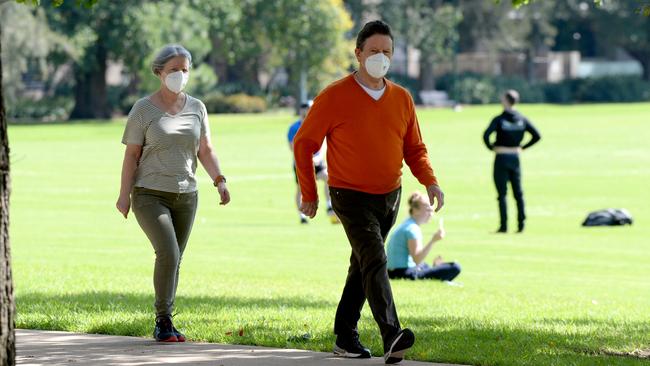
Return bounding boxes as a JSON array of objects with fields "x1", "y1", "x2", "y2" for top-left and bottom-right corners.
[{"x1": 17, "y1": 329, "x2": 463, "y2": 366}]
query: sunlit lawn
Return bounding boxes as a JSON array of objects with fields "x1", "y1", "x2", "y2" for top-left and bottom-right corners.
[{"x1": 9, "y1": 103, "x2": 650, "y2": 365}]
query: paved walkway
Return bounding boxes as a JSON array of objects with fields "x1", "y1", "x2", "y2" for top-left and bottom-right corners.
[{"x1": 17, "y1": 329, "x2": 463, "y2": 366}]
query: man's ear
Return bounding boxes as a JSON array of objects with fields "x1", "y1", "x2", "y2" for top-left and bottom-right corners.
[{"x1": 354, "y1": 48, "x2": 362, "y2": 63}]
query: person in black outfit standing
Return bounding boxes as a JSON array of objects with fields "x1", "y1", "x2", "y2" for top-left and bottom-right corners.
[{"x1": 483, "y1": 90, "x2": 541, "y2": 233}]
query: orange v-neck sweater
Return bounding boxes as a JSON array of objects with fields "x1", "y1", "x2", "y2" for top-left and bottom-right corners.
[{"x1": 293, "y1": 74, "x2": 438, "y2": 202}]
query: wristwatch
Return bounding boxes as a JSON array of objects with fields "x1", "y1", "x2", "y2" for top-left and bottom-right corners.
[{"x1": 213, "y1": 175, "x2": 227, "y2": 186}]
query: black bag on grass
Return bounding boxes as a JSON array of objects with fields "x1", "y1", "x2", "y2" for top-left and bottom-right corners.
[{"x1": 582, "y1": 209, "x2": 633, "y2": 227}]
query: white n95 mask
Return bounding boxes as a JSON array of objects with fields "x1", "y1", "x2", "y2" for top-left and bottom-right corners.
[
  {"x1": 164, "y1": 71, "x2": 189, "y2": 94},
  {"x1": 365, "y1": 53, "x2": 390, "y2": 79}
]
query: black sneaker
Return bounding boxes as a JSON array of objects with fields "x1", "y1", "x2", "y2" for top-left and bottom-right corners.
[
  {"x1": 300, "y1": 217, "x2": 309, "y2": 224},
  {"x1": 495, "y1": 226, "x2": 507, "y2": 233},
  {"x1": 154, "y1": 316, "x2": 178, "y2": 342},
  {"x1": 333, "y1": 335, "x2": 371, "y2": 359},
  {"x1": 384, "y1": 328, "x2": 415, "y2": 364},
  {"x1": 517, "y1": 222, "x2": 525, "y2": 233}
]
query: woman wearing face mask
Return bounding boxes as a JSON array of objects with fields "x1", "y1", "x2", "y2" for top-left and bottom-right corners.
[
  {"x1": 386, "y1": 192, "x2": 461, "y2": 281},
  {"x1": 116, "y1": 44, "x2": 230, "y2": 342}
]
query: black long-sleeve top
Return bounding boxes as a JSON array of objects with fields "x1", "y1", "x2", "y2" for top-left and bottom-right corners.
[{"x1": 483, "y1": 110, "x2": 541, "y2": 150}]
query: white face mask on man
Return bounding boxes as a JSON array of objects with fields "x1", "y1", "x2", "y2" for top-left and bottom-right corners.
[
  {"x1": 364, "y1": 53, "x2": 390, "y2": 79},
  {"x1": 164, "y1": 71, "x2": 189, "y2": 94}
]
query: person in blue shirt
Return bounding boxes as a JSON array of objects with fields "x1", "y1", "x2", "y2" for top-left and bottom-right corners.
[
  {"x1": 288, "y1": 101, "x2": 338, "y2": 224},
  {"x1": 386, "y1": 192, "x2": 460, "y2": 281}
]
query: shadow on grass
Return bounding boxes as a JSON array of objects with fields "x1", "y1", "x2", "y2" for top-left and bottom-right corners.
[
  {"x1": 16, "y1": 291, "x2": 650, "y2": 365},
  {"x1": 400, "y1": 315, "x2": 650, "y2": 366},
  {"x1": 17, "y1": 290, "x2": 334, "y2": 335}
]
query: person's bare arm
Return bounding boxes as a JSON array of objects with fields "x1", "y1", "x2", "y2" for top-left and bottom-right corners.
[
  {"x1": 407, "y1": 227, "x2": 446, "y2": 264},
  {"x1": 198, "y1": 136, "x2": 230, "y2": 205},
  {"x1": 116, "y1": 144, "x2": 142, "y2": 218}
]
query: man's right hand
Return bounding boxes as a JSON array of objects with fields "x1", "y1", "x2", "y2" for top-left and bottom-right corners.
[
  {"x1": 426, "y1": 184, "x2": 445, "y2": 212},
  {"x1": 300, "y1": 200, "x2": 318, "y2": 218}
]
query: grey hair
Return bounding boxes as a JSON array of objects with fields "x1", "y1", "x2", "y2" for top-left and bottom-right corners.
[{"x1": 151, "y1": 44, "x2": 192, "y2": 76}]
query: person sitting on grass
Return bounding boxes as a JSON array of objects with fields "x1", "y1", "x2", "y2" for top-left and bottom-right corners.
[{"x1": 386, "y1": 192, "x2": 460, "y2": 281}]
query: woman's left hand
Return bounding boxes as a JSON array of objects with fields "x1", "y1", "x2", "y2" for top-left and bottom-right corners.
[{"x1": 217, "y1": 183, "x2": 230, "y2": 205}]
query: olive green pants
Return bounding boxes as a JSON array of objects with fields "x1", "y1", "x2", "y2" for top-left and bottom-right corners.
[{"x1": 131, "y1": 187, "x2": 198, "y2": 317}]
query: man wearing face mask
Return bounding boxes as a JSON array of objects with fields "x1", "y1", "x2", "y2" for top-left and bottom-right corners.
[
  {"x1": 293, "y1": 20, "x2": 444, "y2": 364},
  {"x1": 117, "y1": 44, "x2": 230, "y2": 343}
]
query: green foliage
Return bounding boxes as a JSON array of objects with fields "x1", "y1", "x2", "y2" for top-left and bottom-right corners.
[
  {"x1": 437, "y1": 73, "x2": 650, "y2": 104},
  {"x1": 450, "y1": 74, "x2": 496, "y2": 104},
  {"x1": 0, "y1": 3, "x2": 58, "y2": 105},
  {"x1": 542, "y1": 79, "x2": 578, "y2": 104},
  {"x1": 376, "y1": 1, "x2": 462, "y2": 89},
  {"x1": 185, "y1": 64, "x2": 219, "y2": 100},
  {"x1": 6, "y1": 95, "x2": 72, "y2": 121},
  {"x1": 575, "y1": 76, "x2": 650, "y2": 103},
  {"x1": 191, "y1": 0, "x2": 353, "y2": 102},
  {"x1": 15, "y1": 0, "x2": 97, "y2": 7},
  {"x1": 543, "y1": 77, "x2": 650, "y2": 104},
  {"x1": 492, "y1": 76, "x2": 546, "y2": 102},
  {"x1": 642, "y1": 4, "x2": 650, "y2": 17},
  {"x1": 590, "y1": 1, "x2": 650, "y2": 79},
  {"x1": 262, "y1": 0, "x2": 354, "y2": 98},
  {"x1": 136, "y1": 0, "x2": 212, "y2": 65},
  {"x1": 459, "y1": 0, "x2": 550, "y2": 54},
  {"x1": 203, "y1": 92, "x2": 267, "y2": 114},
  {"x1": 500, "y1": 0, "x2": 601, "y2": 8},
  {"x1": 43, "y1": 1, "x2": 149, "y2": 73},
  {"x1": 377, "y1": 1, "x2": 461, "y2": 63}
]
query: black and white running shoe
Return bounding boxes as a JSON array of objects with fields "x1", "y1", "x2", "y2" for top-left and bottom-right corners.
[
  {"x1": 383, "y1": 328, "x2": 415, "y2": 364},
  {"x1": 333, "y1": 335, "x2": 371, "y2": 359}
]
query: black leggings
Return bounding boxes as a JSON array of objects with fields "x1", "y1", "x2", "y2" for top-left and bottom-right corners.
[
  {"x1": 493, "y1": 154, "x2": 525, "y2": 229},
  {"x1": 388, "y1": 262, "x2": 461, "y2": 281}
]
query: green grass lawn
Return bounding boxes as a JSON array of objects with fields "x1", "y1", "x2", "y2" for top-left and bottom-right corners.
[{"x1": 8, "y1": 103, "x2": 650, "y2": 365}]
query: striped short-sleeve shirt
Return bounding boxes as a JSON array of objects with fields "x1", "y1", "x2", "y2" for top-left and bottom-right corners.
[{"x1": 122, "y1": 95, "x2": 210, "y2": 193}]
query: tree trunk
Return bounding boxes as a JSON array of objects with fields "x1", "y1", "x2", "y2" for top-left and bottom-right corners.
[
  {"x1": 627, "y1": 49, "x2": 650, "y2": 81},
  {"x1": 229, "y1": 56, "x2": 261, "y2": 89},
  {"x1": 419, "y1": 56, "x2": 436, "y2": 90},
  {"x1": 525, "y1": 47, "x2": 538, "y2": 82},
  {"x1": 69, "y1": 42, "x2": 111, "y2": 119},
  {"x1": 0, "y1": 32, "x2": 16, "y2": 366},
  {"x1": 209, "y1": 34, "x2": 229, "y2": 84}
]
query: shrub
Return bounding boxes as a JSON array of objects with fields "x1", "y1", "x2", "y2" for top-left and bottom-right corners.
[
  {"x1": 6, "y1": 96, "x2": 73, "y2": 122},
  {"x1": 203, "y1": 92, "x2": 267, "y2": 114},
  {"x1": 543, "y1": 80, "x2": 577, "y2": 104},
  {"x1": 436, "y1": 72, "x2": 650, "y2": 104},
  {"x1": 575, "y1": 76, "x2": 650, "y2": 103},
  {"x1": 450, "y1": 75, "x2": 496, "y2": 104},
  {"x1": 436, "y1": 72, "x2": 546, "y2": 104},
  {"x1": 492, "y1": 76, "x2": 546, "y2": 103},
  {"x1": 185, "y1": 64, "x2": 219, "y2": 99},
  {"x1": 120, "y1": 94, "x2": 143, "y2": 115},
  {"x1": 215, "y1": 82, "x2": 263, "y2": 97},
  {"x1": 225, "y1": 93, "x2": 267, "y2": 113}
]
